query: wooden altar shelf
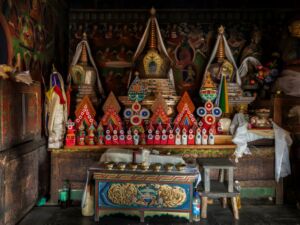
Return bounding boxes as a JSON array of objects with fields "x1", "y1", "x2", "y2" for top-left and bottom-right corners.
[{"x1": 50, "y1": 144, "x2": 236, "y2": 152}]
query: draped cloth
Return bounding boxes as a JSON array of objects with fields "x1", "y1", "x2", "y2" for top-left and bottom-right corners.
[
  {"x1": 203, "y1": 32, "x2": 241, "y2": 86},
  {"x1": 46, "y1": 72, "x2": 68, "y2": 149},
  {"x1": 129, "y1": 16, "x2": 175, "y2": 89},
  {"x1": 68, "y1": 40, "x2": 105, "y2": 96},
  {"x1": 230, "y1": 113, "x2": 292, "y2": 182}
]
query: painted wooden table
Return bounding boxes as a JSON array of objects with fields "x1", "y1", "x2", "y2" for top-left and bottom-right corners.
[{"x1": 91, "y1": 164, "x2": 199, "y2": 222}]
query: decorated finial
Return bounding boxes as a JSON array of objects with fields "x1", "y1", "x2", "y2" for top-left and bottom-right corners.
[
  {"x1": 80, "y1": 34, "x2": 88, "y2": 64},
  {"x1": 150, "y1": 7, "x2": 156, "y2": 16},
  {"x1": 83, "y1": 32, "x2": 87, "y2": 40},
  {"x1": 134, "y1": 71, "x2": 139, "y2": 77},
  {"x1": 52, "y1": 64, "x2": 57, "y2": 72},
  {"x1": 149, "y1": 9, "x2": 157, "y2": 49},
  {"x1": 218, "y1": 25, "x2": 225, "y2": 34},
  {"x1": 217, "y1": 26, "x2": 225, "y2": 63}
]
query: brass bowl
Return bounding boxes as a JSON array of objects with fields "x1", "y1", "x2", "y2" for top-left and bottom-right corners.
[
  {"x1": 165, "y1": 163, "x2": 174, "y2": 172},
  {"x1": 140, "y1": 163, "x2": 150, "y2": 171},
  {"x1": 176, "y1": 163, "x2": 186, "y2": 171},
  {"x1": 104, "y1": 162, "x2": 114, "y2": 170},
  {"x1": 117, "y1": 162, "x2": 126, "y2": 171},
  {"x1": 152, "y1": 163, "x2": 162, "y2": 172},
  {"x1": 129, "y1": 163, "x2": 138, "y2": 171}
]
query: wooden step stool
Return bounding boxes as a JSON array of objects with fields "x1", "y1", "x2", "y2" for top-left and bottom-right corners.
[{"x1": 197, "y1": 158, "x2": 240, "y2": 220}]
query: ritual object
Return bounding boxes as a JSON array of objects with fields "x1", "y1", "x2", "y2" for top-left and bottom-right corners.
[
  {"x1": 97, "y1": 123, "x2": 104, "y2": 145},
  {"x1": 101, "y1": 91, "x2": 122, "y2": 130},
  {"x1": 201, "y1": 25, "x2": 255, "y2": 112},
  {"x1": 250, "y1": 109, "x2": 272, "y2": 129},
  {"x1": 75, "y1": 95, "x2": 96, "y2": 128},
  {"x1": 174, "y1": 92, "x2": 197, "y2": 130},
  {"x1": 150, "y1": 93, "x2": 170, "y2": 125},
  {"x1": 181, "y1": 128, "x2": 188, "y2": 145},
  {"x1": 69, "y1": 33, "x2": 104, "y2": 107},
  {"x1": 200, "y1": 72, "x2": 218, "y2": 102},
  {"x1": 195, "y1": 128, "x2": 202, "y2": 145},
  {"x1": 77, "y1": 122, "x2": 86, "y2": 146},
  {"x1": 65, "y1": 120, "x2": 76, "y2": 146},
  {"x1": 161, "y1": 129, "x2": 168, "y2": 145},
  {"x1": 119, "y1": 130, "x2": 126, "y2": 145},
  {"x1": 87, "y1": 124, "x2": 96, "y2": 145},
  {"x1": 175, "y1": 128, "x2": 181, "y2": 145},
  {"x1": 168, "y1": 129, "x2": 175, "y2": 145},
  {"x1": 126, "y1": 130, "x2": 133, "y2": 145},
  {"x1": 112, "y1": 130, "x2": 119, "y2": 145},
  {"x1": 197, "y1": 100, "x2": 222, "y2": 135},
  {"x1": 188, "y1": 129, "x2": 195, "y2": 145},
  {"x1": 154, "y1": 130, "x2": 161, "y2": 145},
  {"x1": 105, "y1": 130, "x2": 112, "y2": 145},
  {"x1": 119, "y1": 7, "x2": 180, "y2": 115}
]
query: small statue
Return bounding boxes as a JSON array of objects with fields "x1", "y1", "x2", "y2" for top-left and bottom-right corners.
[
  {"x1": 65, "y1": 120, "x2": 76, "y2": 146},
  {"x1": 77, "y1": 122, "x2": 86, "y2": 146},
  {"x1": 105, "y1": 130, "x2": 112, "y2": 145},
  {"x1": 208, "y1": 128, "x2": 215, "y2": 145},
  {"x1": 175, "y1": 127, "x2": 181, "y2": 145},
  {"x1": 133, "y1": 129, "x2": 140, "y2": 145},
  {"x1": 161, "y1": 129, "x2": 168, "y2": 145},
  {"x1": 147, "y1": 129, "x2": 154, "y2": 145},
  {"x1": 97, "y1": 123, "x2": 104, "y2": 145},
  {"x1": 126, "y1": 130, "x2": 133, "y2": 145},
  {"x1": 87, "y1": 124, "x2": 96, "y2": 145},
  {"x1": 119, "y1": 130, "x2": 126, "y2": 145},
  {"x1": 168, "y1": 129, "x2": 175, "y2": 145},
  {"x1": 112, "y1": 130, "x2": 119, "y2": 145},
  {"x1": 195, "y1": 128, "x2": 202, "y2": 145},
  {"x1": 202, "y1": 128, "x2": 208, "y2": 145},
  {"x1": 154, "y1": 130, "x2": 161, "y2": 145},
  {"x1": 181, "y1": 128, "x2": 188, "y2": 145},
  {"x1": 188, "y1": 129, "x2": 195, "y2": 145}
]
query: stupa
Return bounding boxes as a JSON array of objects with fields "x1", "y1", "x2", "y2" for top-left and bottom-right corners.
[{"x1": 118, "y1": 8, "x2": 180, "y2": 116}]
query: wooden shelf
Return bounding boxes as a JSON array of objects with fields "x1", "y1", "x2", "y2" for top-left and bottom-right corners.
[{"x1": 48, "y1": 144, "x2": 236, "y2": 152}]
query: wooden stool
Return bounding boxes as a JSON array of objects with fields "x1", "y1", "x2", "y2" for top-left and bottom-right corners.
[{"x1": 197, "y1": 158, "x2": 239, "y2": 220}]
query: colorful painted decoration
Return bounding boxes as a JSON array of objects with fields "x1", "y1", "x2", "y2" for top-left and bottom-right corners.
[
  {"x1": 199, "y1": 72, "x2": 217, "y2": 102},
  {"x1": 128, "y1": 73, "x2": 146, "y2": 102},
  {"x1": 123, "y1": 108, "x2": 133, "y2": 119},
  {"x1": 197, "y1": 100, "x2": 222, "y2": 136},
  {"x1": 174, "y1": 92, "x2": 197, "y2": 129},
  {"x1": 150, "y1": 93, "x2": 170, "y2": 125},
  {"x1": 140, "y1": 108, "x2": 150, "y2": 119},
  {"x1": 75, "y1": 95, "x2": 96, "y2": 128},
  {"x1": 101, "y1": 91, "x2": 122, "y2": 130},
  {"x1": 132, "y1": 101, "x2": 142, "y2": 113},
  {"x1": 102, "y1": 91, "x2": 121, "y2": 113},
  {"x1": 65, "y1": 119, "x2": 76, "y2": 146}
]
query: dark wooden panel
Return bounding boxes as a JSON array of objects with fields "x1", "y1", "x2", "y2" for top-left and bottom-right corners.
[{"x1": 0, "y1": 80, "x2": 41, "y2": 152}]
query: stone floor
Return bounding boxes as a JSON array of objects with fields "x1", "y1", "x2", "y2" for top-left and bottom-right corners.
[{"x1": 17, "y1": 205, "x2": 300, "y2": 225}]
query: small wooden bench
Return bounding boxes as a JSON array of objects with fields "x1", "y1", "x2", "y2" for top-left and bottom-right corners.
[{"x1": 197, "y1": 158, "x2": 239, "y2": 220}]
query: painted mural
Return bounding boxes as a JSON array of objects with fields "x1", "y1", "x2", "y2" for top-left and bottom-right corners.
[
  {"x1": 1, "y1": 0, "x2": 68, "y2": 81},
  {"x1": 69, "y1": 18, "x2": 283, "y2": 98}
]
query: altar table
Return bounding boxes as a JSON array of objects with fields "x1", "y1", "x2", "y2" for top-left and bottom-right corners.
[{"x1": 91, "y1": 164, "x2": 199, "y2": 222}]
